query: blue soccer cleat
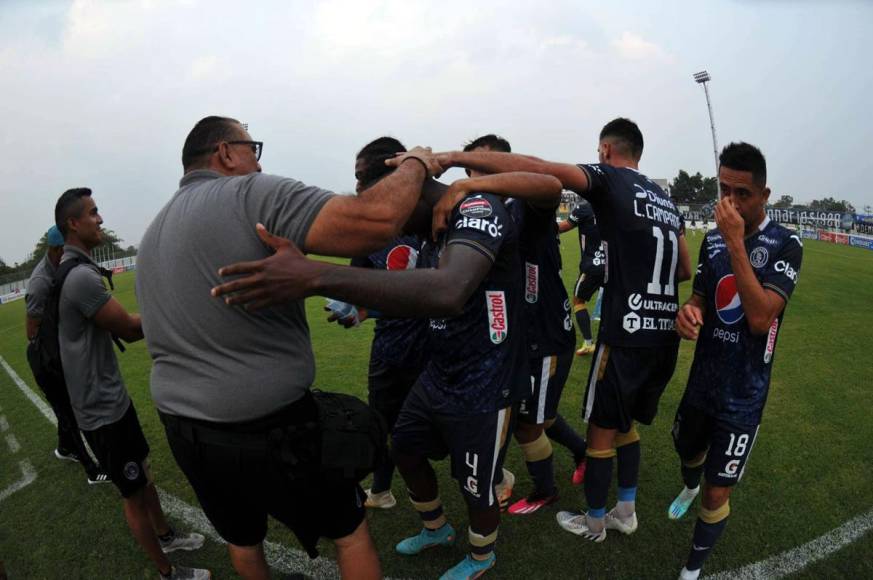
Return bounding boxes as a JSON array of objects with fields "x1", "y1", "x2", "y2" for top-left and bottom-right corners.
[
  {"x1": 395, "y1": 523, "x2": 456, "y2": 555},
  {"x1": 439, "y1": 553, "x2": 496, "y2": 580},
  {"x1": 668, "y1": 486, "x2": 700, "y2": 520}
]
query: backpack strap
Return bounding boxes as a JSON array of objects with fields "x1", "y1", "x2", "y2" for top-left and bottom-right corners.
[{"x1": 56, "y1": 256, "x2": 126, "y2": 353}]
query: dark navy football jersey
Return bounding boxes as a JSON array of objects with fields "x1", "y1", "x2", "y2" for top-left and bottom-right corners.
[
  {"x1": 506, "y1": 199, "x2": 574, "y2": 356},
  {"x1": 419, "y1": 193, "x2": 530, "y2": 415},
  {"x1": 684, "y1": 217, "x2": 803, "y2": 425},
  {"x1": 351, "y1": 236, "x2": 428, "y2": 369},
  {"x1": 577, "y1": 163, "x2": 684, "y2": 347},
  {"x1": 568, "y1": 201, "x2": 604, "y2": 272}
]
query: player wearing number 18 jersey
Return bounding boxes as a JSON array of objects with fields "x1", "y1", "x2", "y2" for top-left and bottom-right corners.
[
  {"x1": 670, "y1": 143, "x2": 802, "y2": 580},
  {"x1": 437, "y1": 118, "x2": 691, "y2": 544}
]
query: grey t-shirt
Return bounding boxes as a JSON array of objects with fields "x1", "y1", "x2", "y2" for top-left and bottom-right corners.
[
  {"x1": 58, "y1": 246, "x2": 131, "y2": 430},
  {"x1": 136, "y1": 170, "x2": 334, "y2": 423},
  {"x1": 25, "y1": 254, "x2": 56, "y2": 319}
]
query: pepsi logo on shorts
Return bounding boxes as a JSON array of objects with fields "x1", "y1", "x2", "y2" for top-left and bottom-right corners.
[
  {"x1": 386, "y1": 245, "x2": 418, "y2": 271},
  {"x1": 715, "y1": 274, "x2": 744, "y2": 325}
]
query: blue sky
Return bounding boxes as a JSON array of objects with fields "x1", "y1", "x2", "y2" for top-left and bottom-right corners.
[{"x1": 1, "y1": 0, "x2": 871, "y2": 263}]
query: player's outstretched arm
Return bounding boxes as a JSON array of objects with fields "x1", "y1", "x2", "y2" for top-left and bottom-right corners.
[
  {"x1": 212, "y1": 224, "x2": 491, "y2": 316},
  {"x1": 676, "y1": 294, "x2": 706, "y2": 340},
  {"x1": 431, "y1": 172, "x2": 562, "y2": 238},
  {"x1": 392, "y1": 150, "x2": 590, "y2": 195},
  {"x1": 303, "y1": 148, "x2": 441, "y2": 258}
]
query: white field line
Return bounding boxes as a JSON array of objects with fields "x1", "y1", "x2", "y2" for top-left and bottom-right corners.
[
  {"x1": 0, "y1": 459, "x2": 37, "y2": 502},
  {"x1": 704, "y1": 508, "x2": 873, "y2": 580},
  {"x1": 0, "y1": 355, "x2": 396, "y2": 580},
  {"x1": 6, "y1": 433, "x2": 21, "y2": 453},
  {"x1": 0, "y1": 415, "x2": 8, "y2": 432}
]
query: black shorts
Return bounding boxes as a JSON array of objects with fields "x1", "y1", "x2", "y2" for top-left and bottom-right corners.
[
  {"x1": 368, "y1": 357, "x2": 420, "y2": 431},
  {"x1": 672, "y1": 398, "x2": 760, "y2": 487},
  {"x1": 519, "y1": 350, "x2": 573, "y2": 425},
  {"x1": 574, "y1": 267, "x2": 605, "y2": 303},
  {"x1": 392, "y1": 380, "x2": 514, "y2": 509},
  {"x1": 160, "y1": 392, "x2": 365, "y2": 555},
  {"x1": 82, "y1": 402, "x2": 151, "y2": 498},
  {"x1": 583, "y1": 342, "x2": 679, "y2": 432}
]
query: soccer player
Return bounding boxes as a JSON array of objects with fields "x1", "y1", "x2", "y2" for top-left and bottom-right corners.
[
  {"x1": 452, "y1": 134, "x2": 587, "y2": 514},
  {"x1": 670, "y1": 143, "x2": 803, "y2": 580},
  {"x1": 54, "y1": 188, "x2": 208, "y2": 580},
  {"x1": 558, "y1": 200, "x2": 605, "y2": 356},
  {"x1": 24, "y1": 225, "x2": 108, "y2": 484},
  {"x1": 428, "y1": 118, "x2": 691, "y2": 542},
  {"x1": 212, "y1": 168, "x2": 562, "y2": 579},
  {"x1": 347, "y1": 136, "x2": 429, "y2": 509}
]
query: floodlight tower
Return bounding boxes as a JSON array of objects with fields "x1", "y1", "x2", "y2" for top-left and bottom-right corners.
[{"x1": 693, "y1": 70, "x2": 719, "y2": 190}]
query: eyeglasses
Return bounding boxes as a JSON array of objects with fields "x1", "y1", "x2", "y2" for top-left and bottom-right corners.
[{"x1": 194, "y1": 140, "x2": 263, "y2": 161}]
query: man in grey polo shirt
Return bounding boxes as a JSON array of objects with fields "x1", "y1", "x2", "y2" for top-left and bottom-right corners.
[
  {"x1": 55, "y1": 188, "x2": 209, "y2": 580},
  {"x1": 136, "y1": 116, "x2": 439, "y2": 579},
  {"x1": 25, "y1": 224, "x2": 107, "y2": 483}
]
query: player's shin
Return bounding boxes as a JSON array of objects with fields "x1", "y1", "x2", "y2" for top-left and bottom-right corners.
[
  {"x1": 469, "y1": 504, "x2": 500, "y2": 561},
  {"x1": 681, "y1": 454, "x2": 705, "y2": 491},
  {"x1": 520, "y1": 431, "x2": 556, "y2": 495},
  {"x1": 584, "y1": 447, "x2": 615, "y2": 531},
  {"x1": 683, "y1": 500, "x2": 730, "y2": 576},
  {"x1": 615, "y1": 427, "x2": 640, "y2": 518},
  {"x1": 574, "y1": 303, "x2": 593, "y2": 342},
  {"x1": 545, "y1": 414, "x2": 587, "y2": 463}
]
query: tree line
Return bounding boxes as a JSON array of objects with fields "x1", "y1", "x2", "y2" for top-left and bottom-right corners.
[
  {"x1": 669, "y1": 170, "x2": 856, "y2": 213},
  {"x1": 0, "y1": 229, "x2": 136, "y2": 283}
]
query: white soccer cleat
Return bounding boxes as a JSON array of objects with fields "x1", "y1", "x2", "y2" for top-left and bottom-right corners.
[
  {"x1": 604, "y1": 508, "x2": 638, "y2": 535},
  {"x1": 364, "y1": 488, "x2": 397, "y2": 509},
  {"x1": 556, "y1": 511, "x2": 606, "y2": 542},
  {"x1": 668, "y1": 486, "x2": 700, "y2": 520},
  {"x1": 159, "y1": 531, "x2": 206, "y2": 553},
  {"x1": 679, "y1": 566, "x2": 701, "y2": 580}
]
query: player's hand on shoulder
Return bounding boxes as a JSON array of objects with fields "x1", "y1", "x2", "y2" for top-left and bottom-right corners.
[
  {"x1": 676, "y1": 303, "x2": 704, "y2": 340},
  {"x1": 385, "y1": 146, "x2": 445, "y2": 178},
  {"x1": 212, "y1": 223, "x2": 318, "y2": 311},
  {"x1": 432, "y1": 179, "x2": 472, "y2": 240}
]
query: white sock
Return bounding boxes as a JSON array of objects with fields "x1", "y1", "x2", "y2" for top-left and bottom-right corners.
[
  {"x1": 616, "y1": 500, "x2": 635, "y2": 519},
  {"x1": 679, "y1": 566, "x2": 701, "y2": 580},
  {"x1": 681, "y1": 486, "x2": 700, "y2": 500}
]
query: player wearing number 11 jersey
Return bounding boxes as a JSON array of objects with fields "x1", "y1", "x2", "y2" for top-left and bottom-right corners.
[{"x1": 437, "y1": 118, "x2": 691, "y2": 543}]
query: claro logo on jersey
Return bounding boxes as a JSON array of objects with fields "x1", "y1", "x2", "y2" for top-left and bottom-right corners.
[
  {"x1": 525, "y1": 262, "x2": 539, "y2": 303},
  {"x1": 715, "y1": 274, "x2": 744, "y2": 325},
  {"x1": 455, "y1": 215, "x2": 504, "y2": 239},
  {"x1": 774, "y1": 260, "x2": 798, "y2": 282},
  {"x1": 486, "y1": 291, "x2": 508, "y2": 344},
  {"x1": 386, "y1": 245, "x2": 419, "y2": 270}
]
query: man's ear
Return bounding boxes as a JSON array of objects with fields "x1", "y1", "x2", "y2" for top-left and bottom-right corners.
[{"x1": 762, "y1": 186, "x2": 771, "y2": 204}]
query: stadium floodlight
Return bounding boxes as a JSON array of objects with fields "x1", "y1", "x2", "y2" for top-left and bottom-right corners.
[{"x1": 693, "y1": 70, "x2": 719, "y2": 199}]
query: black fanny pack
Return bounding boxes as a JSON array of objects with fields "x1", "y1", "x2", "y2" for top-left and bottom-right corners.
[{"x1": 311, "y1": 389, "x2": 388, "y2": 482}]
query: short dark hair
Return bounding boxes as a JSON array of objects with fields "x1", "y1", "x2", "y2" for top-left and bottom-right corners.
[
  {"x1": 356, "y1": 136, "x2": 406, "y2": 185},
  {"x1": 599, "y1": 117, "x2": 644, "y2": 160},
  {"x1": 55, "y1": 188, "x2": 92, "y2": 237},
  {"x1": 463, "y1": 134, "x2": 511, "y2": 153},
  {"x1": 719, "y1": 142, "x2": 767, "y2": 187},
  {"x1": 182, "y1": 116, "x2": 244, "y2": 170}
]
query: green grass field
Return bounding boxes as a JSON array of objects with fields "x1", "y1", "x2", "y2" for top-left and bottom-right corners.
[{"x1": 1, "y1": 231, "x2": 871, "y2": 579}]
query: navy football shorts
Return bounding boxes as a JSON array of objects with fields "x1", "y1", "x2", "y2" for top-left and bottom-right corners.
[
  {"x1": 392, "y1": 379, "x2": 515, "y2": 509},
  {"x1": 519, "y1": 350, "x2": 573, "y2": 425},
  {"x1": 82, "y1": 402, "x2": 151, "y2": 498},
  {"x1": 672, "y1": 398, "x2": 760, "y2": 487},
  {"x1": 574, "y1": 265, "x2": 605, "y2": 303},
  {"x1": 583, "y1": 342, "x2": 679, "y2": 432}
]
